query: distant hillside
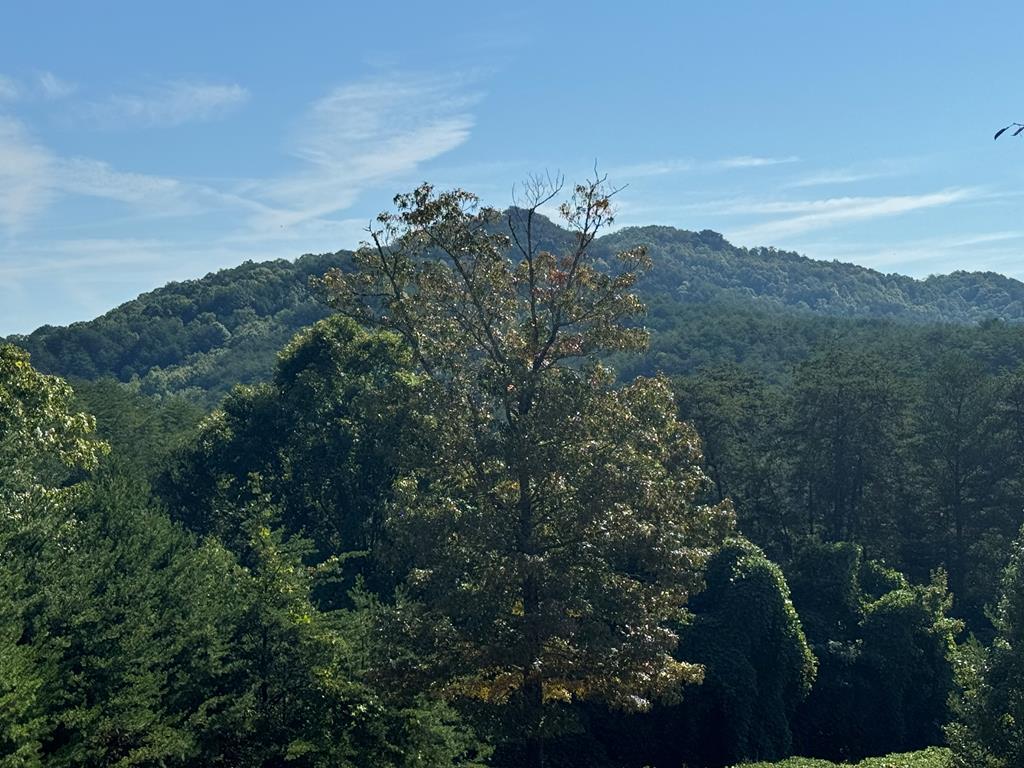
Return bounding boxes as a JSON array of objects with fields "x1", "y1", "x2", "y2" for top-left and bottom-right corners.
[
  {"x1": 603, "y1": 226, "x2": 1024, "y2": 322},
  {"x1": 7, "y1": 252, "x2": 345, "y2": 404},
  {"x1": 8, "y1": 217, "x2": 1024, "y2": 404}
]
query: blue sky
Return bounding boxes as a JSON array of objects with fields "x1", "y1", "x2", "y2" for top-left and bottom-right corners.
[{"x1": 2, "y1": 1, "x2": 1022, "y2": 334}]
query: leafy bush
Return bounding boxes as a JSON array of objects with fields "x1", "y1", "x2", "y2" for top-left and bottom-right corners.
[
  {"x1": 947, "y1": 526, "x2": 1024, "y2": 767},
  {"x1": 733, "y1": 745, "x2": 952, "y2": 767}
]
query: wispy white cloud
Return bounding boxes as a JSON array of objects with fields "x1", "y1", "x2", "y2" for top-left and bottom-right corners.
[
  {"x1": 0, "y1": 75, "x2": 19, "y2": 100},
  {"x1": 0, "y1": 239, "x2": 166, "y2": 280},
  {"x1": 795, "y1": 231, "x2": 1024, "y2": 276},
  {"x1": 729, "y1": 188, "x2": 981, "y2": 242},
  {"x1": 36, "y1": 71, "x2": 76, "y2": 99},
  {"x1": 54, "y1": 157, "x2": 214, "y2": 217},
  {"x1": 244, "y1": 74, "x2": 478, "y2": 230},
  {"x1": 0, "y1": 117, "x2": 56, "y2": 232},
  {"x1": 87, "y1": 81, "x2": 249, "y2": 127},
  {"x1": 612, "y1": 159, "x2": 695, "y2": 178},
  {"x1": 784, "y1": 160, "x2": 912, "y2": 189},
  {"x1": 0, "y1": 71, "x2": 480, "y2": 333},
  {"x1": 786, "y1": 169, "x2": 895, "y2": 188},
  {"x1": 713, "y1": 155, "x2": 800, "y2": 169},
  {"x1": 0, "y1": 70, "x2": 481, "y2": 280},
  {"x1": 0, "y1": 118, "x2": 218, "y2": 233},
  {"x1": 612, "y1": 155, "x2": 798, "y2": 180}
]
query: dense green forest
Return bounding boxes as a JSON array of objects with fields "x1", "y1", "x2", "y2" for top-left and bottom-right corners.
[
  {"x1": 5, "y1": 181, "x2": 1024, "y2": 767},
  {"x1": 11, "y1": 212, "x2": 1024, "y2": 406}
]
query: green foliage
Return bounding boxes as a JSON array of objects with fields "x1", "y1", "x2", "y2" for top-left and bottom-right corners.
[
  {"x1": 158, "y1": 315, "x2": 419, "y2": 595},
  {"x1": 665, "y1": 323, "x2": 1024, "y2": 641},
  {"x1": 786, "y1": 348, "x2": 906, "y2": 548},
  {"x1": 7, "y1": 253, "x2": 342, "y2": 405},
  {"x1": 0, "y1": 474, "x2": 483, "y2": 768},
  {"x1": 676, "y1": 539, "x2": 816, "y2": 764},
  {"x1": 0, "y1": 343, "x2": 108, "y2": 501},
  {"x1": 71, "y1": 378, "x2": 203, "y2": 479},
  {"x1": 732, "y1": 746, "x2": 952, "y2": 767},
  {"x1": 788, "y1": 543, "x2": 960, "y2": 761},
  {"x1": 0, "y1": 343, "x2": 108, "y2": 765},
  {"x1": 596, "y1": 539, "x2": 815, "y2": 768},
  {"x1": 0, "y1": 350, "x2": 482, "y2": 768},
  {"x1": 947, "y1": 526, "x2": 1024, "y2": 768},
  {"x1": 16, "y1": 197, "x2": 1024, "y2": 766},
  {"x1": 598, "y1": 223, "x2": 1024, "y2": 324},
  {"x1": 14, "y1": 216, "x2": 1024, "y2": 408}
]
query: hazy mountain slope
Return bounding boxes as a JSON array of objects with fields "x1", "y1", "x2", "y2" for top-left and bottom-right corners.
[
  {"x1": 8, "y1": 252, "x2": 345, "y2": 404},
  {"x1": 8, "y1": 217, "x2": 1024, "y2": 404},
  {"x1": 601, "y1": 226, "x2": 1024, "y2": 322}
]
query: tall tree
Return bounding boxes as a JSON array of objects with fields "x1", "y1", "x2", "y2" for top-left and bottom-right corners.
[
  {"x1": 786, "y1": 347, "x2": 906, "y2": 555},
  {"x1": 318, "y1": 178, "x2": 733, "y2": 766},
  {"x1": 599, "y1": 538, "x2": 816, "y2": 768},
  {"x1": 674, "y1": 365, "x2": 791, "y2": 557},
  {"x1": 912, "y1": 352, "x2": 1006, "y2": 617},
  {"x1": 788, "y1": 542, "x2": 959, "y2": 761}
]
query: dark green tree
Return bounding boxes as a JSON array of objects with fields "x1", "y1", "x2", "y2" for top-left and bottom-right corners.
[
  {"x1": 0, "y1": 343, "x2": 107, "y2": 765},
  {"x1": 1, "y1": 345, "x2": 484, "y2": 768},
  {"x1": 786, "y1": 347, "x2": 907, "y2": 556},
  {"x1": 911, "y1": 353, "x2": 1007, "y2": 620},
  {"x1": 159, "y1": 315, "x2": 419, "y2": 595},
  {"x1": 947, "y1": 525, "x2": 1024, "y2": 768},
  {"x1": 674, "y1": 365, "x2": 791, "y2": 556}
]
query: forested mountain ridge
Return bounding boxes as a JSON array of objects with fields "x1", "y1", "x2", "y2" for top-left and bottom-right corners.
[
  {"x1": 7, "y1": 252, "x2": 345, "y2": 403},
  {"x1": 600, "y1": 225, "x2": 1024, "y2": 322},
  {"x1": 8, "y1": 215, "x2": 1024, "y2": 403}
]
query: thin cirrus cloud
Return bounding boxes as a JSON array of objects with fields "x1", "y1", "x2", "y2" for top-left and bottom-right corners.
[
  {"x1": 0, "y1": 75, "x2": 20, "y2": 100},
  {"x1": 85, "y1": 80, "x2": 250, "y2": 127},
  {"x1": 1, "y1": 71, "x2": 480, "y2": 257},
  {"x1": 0, "y1": 117, "x2": 55, "y2": 232},
  {"x1": 794, "y1": 231, "x2": 1024, "y2": 276},
  {"x1": 0, "y1": 116, "x2": 218, "y2": 233},
  {"x1": 0, "y1": 71, "x2": 77, "y2": 101},
  {"x1": 713, "y1": 155, "x2": 800, "y2": 169},
  {"x1": 37, "y1": 71, "x2": 76, "y2": 99},
  {"x1": 0, "y1": 239, "x2": 167, "y2": 280},
  {"x1": 613, "y1": 155, "x2": 799, "y2": 179},
  {"x1": 728, "y1": 188, "x2": 981, "y2": 243},
  {"x1": 783, "y1": 161, "x2": 911, "y2": 189},
  {"x1": 612, "y1": 159, "x2": 695, "y2": 178},
  {"x1": 241, "y1": 74, "x2": 479, "y2": 232}
]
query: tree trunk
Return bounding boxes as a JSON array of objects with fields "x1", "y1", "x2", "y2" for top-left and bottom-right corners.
[
  {"x1": 523, "y1": 675, "x2": 544, "y2": 768},
  {"x1": 517, "y1": 431, "x2": 544, "y2": 768}
]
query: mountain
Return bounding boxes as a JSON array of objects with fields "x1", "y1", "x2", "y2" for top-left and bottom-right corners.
[
  {"x1": 602, "y1": 226, "x2": 1024, "y2": 322},
  {"x1": 7, "y1": 252, "x2": 345, "y2": 404},
  {"x1": 8, "y1": 217, "x2": 1024, "y2": 404}
]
